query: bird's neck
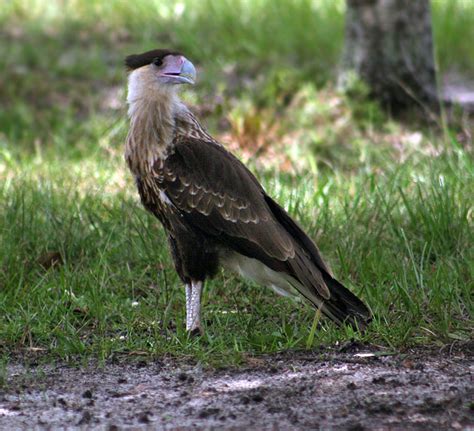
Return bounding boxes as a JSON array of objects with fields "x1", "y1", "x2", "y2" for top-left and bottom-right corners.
[{"x1": 125, "y1": 86, "x2": 183, "y2": 176}]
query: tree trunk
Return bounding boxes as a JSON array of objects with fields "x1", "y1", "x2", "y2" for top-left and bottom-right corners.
[{"x1": 340, "y1": 0, "x2": 439, "y2": 111}]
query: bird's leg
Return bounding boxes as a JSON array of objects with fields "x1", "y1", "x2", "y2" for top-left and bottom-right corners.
[{"x1": 185, "y1": 280, "x2": 203, "y2": 335}]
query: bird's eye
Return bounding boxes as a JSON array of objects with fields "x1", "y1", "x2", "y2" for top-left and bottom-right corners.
[{"x1": 153, "y1": 58, "x2": 163, "y2": 67}]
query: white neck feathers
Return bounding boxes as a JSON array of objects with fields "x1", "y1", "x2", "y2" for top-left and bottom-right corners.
[{"x1": 125, "y1": 67, "x2": 182, "y2": 175}]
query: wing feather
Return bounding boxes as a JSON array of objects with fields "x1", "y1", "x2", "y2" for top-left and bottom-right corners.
[{"x1": 154, "y1": 136, "x2": 331, "y2": 300}]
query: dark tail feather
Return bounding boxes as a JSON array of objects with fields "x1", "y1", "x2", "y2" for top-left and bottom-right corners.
[
  {"x1": 263, "y1": 194, "x2": 371, "y2": 329},
  {"x1": 320, "y1": 274, "x2": 372, "y2": 330}
]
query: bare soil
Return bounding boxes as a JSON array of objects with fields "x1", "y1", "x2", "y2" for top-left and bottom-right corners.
[{"x1": 1, "y1": 345, "x2": 473, "y2": 430}]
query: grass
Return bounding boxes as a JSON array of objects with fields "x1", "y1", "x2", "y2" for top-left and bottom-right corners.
[{"x1": 0, "y1": 0, "x2": 473, "y2": 366}]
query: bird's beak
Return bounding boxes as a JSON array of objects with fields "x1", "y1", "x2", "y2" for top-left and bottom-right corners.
[{"x1": 160, "y1": 56, "x2": 196, "y2": 85}]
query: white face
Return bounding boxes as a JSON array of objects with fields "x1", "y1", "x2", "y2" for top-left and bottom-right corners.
[{"x1": 127, "y1": 54, "x2": 196, "y2": 103}]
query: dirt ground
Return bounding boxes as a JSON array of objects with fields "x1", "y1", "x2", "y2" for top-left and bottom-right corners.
[{"x1": 1, "y1": 344, "x2": 473, "y2": 430}]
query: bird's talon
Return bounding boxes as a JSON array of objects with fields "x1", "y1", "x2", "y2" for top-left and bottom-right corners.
[{"x1": 188, "y1": 327, "x2": 203, "y2": 338}]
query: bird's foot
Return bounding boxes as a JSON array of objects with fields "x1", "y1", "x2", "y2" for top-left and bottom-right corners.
[{"x1": 188, "y1": 326, "x2": 204, "y2": 337}]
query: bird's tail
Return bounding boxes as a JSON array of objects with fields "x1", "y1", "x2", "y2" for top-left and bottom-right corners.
[
  {"x1": 263, "y1": 195, "x2": 371, "y2": 329},
  {"x1": 319, "y1": 273, "x2": 372, "y2": 330}
]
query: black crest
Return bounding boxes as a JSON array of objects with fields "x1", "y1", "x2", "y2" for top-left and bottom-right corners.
[{"x1": 124, "y1": 49, "x2": 182, "y2": 70}]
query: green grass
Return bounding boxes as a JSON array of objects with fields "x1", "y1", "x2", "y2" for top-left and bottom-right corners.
[
  {"x1": 0, "y1": 0, "x2": 473, "y2": 366},
  {"x1": 1, "y1": 133, "x2": 471, "y2": 365}
]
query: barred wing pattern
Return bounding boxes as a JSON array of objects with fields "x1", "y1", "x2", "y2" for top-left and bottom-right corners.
[{"x1": 153, "y1": 137, "x2": 333, "y2": 302}]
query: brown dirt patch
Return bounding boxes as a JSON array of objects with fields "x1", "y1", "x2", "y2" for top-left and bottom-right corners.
[{"x1": 1, "y1": 346, "x2": 473, "y2": 430}]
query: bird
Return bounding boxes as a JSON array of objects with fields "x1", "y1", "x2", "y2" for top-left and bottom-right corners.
[{"x1": 124, "y1": 48, "x2": 371, "y2": 335}]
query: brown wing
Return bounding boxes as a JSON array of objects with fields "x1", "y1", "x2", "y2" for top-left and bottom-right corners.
[{"x1": 153, "y1": 136, "x2": 331, "y2": 300}]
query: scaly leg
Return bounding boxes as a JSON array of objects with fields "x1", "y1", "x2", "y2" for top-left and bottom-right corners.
[{"x1": 185, "y1": 280, "x2": 203, "y2": 335}]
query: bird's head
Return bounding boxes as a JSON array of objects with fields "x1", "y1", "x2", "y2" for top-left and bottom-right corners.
[{"x1": 125, "y1": 49, "x2": 196, "y2": 102}]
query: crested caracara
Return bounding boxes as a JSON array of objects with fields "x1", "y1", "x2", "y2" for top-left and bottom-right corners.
[{"x1": 124, "y1": 49, "x2": 371, "y2": 335}]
